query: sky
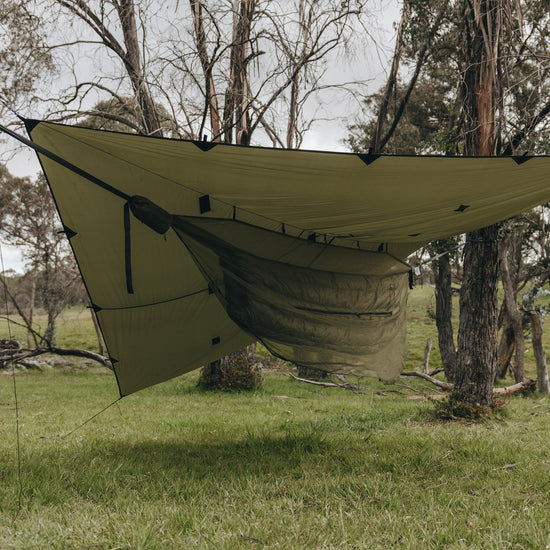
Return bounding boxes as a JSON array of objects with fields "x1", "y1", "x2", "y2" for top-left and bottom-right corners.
[{"x1": 0, "y1": 1, "x2": 401, "y2": 273}]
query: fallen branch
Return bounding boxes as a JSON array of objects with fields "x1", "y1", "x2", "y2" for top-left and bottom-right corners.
[
  {"x1": 289, "y1": 372, "x2": 371, "y2": 390},
  {"x1": 49, "y1": 347, "x2": 113, "y2": 370},
  {"x1": 401, "y1": 371, "x2": 453, "y2": 391},
  {"x1": 493, "y1": 379, "x2": 536, "y2": 395},
  {"x1": 0, "y1": 345, "x2": 113, "y2": 371},
  {"x1": 429, "y1": 367, "x2": 444, "y2": 376},
  {"x1": 401, "y1": 371, "x2": 535, "y2": 396}
]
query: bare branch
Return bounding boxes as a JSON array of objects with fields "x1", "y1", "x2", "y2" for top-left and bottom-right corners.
[{"x1": 289, "y1": 372, "x2": 371, "y2": 391}]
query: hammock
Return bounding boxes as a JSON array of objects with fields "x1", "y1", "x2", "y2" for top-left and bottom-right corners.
[{"x1": 9, "y1": 119, "x2": 550, "y2": 395}]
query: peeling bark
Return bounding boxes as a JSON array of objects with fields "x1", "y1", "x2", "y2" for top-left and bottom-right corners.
[{"x1": 453, "y1": 0, "x2": 506, "y2": 409}]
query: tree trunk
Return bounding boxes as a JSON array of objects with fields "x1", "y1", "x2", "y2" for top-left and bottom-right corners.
[
  {"x1": 287, "y1": 71, "x2": 299, "y2": 149},
  {"x1": 435, "y1": 251, "x2": 457, "y2": 381},
  {"x1": 497, "y1": 316, "x2": 514, "y2": 379},
  {"x1": 498, "y1": 238, "x2": 525, "y2": 382},
  {"x1": 116, "y1": 0, "x2": 162, "y2": 136},
  {"x1": 45, "y1": 311, "x2": 56, "y2": 347},
  {"x1": 223, "y1": 0, "x2": 256, "y2": 145},
  {"x1": 422, "y1": 337, "x2": 433, "y2": 374},
  {"x1": 189, "y1": 0, "x2": 221, "y2": 141},
  {"x1": 452, "y1": 0, "x2": 504, "y2": 411},
  {"x1": 529, "y1": 309, "x2": 550, "y2": 394},
  {"x1": 453, "y1": 224, "x2": 500, "y2": 409},
  {"x1": 26, "y1": 277, "x2": 36, "y2": 348}
]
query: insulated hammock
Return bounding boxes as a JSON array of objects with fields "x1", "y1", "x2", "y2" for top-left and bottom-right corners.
[{"x1": 5, "y1": 119, "x2": 550, "y2": 396}]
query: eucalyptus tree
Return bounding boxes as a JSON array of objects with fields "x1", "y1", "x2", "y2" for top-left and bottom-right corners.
[
  {"x1": 0, "y1": 168, "x2": 85, "y2": 346},
  {"x1": 348, "y1": 0, "x2": 550, "y2": 409},
  {"x1": 0, "y1": 1, "x2": 53, "y2": 118},
  {"x1": 17, "y1": 0, "x2": 366, "y2": 147}
]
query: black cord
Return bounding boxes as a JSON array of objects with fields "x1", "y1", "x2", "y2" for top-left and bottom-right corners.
[{"x1": 61, "y1": 398, "x2": 122, "y2": 439}]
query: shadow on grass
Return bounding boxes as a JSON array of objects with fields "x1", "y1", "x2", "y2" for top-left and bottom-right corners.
[{"x1": 15, "y1": 430, "x2": 341, "y2": 501}]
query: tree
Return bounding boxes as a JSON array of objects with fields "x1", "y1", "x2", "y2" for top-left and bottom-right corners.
[
  {"x1": 0, "y1": 1, "x2": 53, "y2": 116},
  {"x1": 0, "y1": 164, "x2": 113, "y2": 368},
  {"x1": 431, "y1": 238, "x2": 460, "y2": 381},
  {"x1": 348, "y1": 0, "x2": 550, "y2": 410},
  {"x1": 0, "y1": 168, "x2": 85, "y2": 345},
  {"x1": 48, "y1": 0, "x2": 163, "y2": 136},
  {"x1": 17, "y1": 0, "x2": 367, "y2": 146}
]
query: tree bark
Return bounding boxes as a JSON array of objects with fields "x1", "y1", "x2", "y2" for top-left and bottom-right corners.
[
  {"x1": 497, "y1": 316, "x2": 514, "y2": 379},
  {"x1": 454, "y1": 225, "x2": 500, "y2": 409},
  {"x1": 422, "y1": 337, "x2": 433, "y2": 374},
  {"x1": 529, "y1": 309, "x2": 550, "y2": 394},
  {"x1": 189, "y1": 0, "x2": 221, "y2": 141},
  {"x1": 116, "y1": 0, "x2": 162, "y2": 136},
  {"x1": 435, "y1": 251, "x2": 457, "y2": 380},
  {"x1": 453, "y1": 0, "x2": 504, "y2": 410},
  {"x1": 223, "y1": 0, "x2": 256, "y2": 145},
  {"x1": 498, "y1": 237, "x2": 525, "y2": 382}
]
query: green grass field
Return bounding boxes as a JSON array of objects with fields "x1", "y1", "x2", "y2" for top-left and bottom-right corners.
[{"x1": 1, "y1": 286, "x2": 550, "y2": 548}]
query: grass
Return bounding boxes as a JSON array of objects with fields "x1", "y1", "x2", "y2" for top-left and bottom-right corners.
[
  {"x1": 0, "y1": 304, "x2": 100, "y2": 352},
  {"x1": 2, "y1": 372, "x2": 550, "y2": 548},
  {"x1": 1, "y1": 287, "x2": 550, "y2": 548}
]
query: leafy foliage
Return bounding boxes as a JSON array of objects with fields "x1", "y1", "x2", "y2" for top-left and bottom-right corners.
[
  {"x1": 78, "y1": 97, "x2": 181, "y2": 136},
  {"x1": 347, "y1": 0, "x2": 550, "y2": 156},
  {"x1": 0, "y1": 1, "x2": 53, "y2": 110}
]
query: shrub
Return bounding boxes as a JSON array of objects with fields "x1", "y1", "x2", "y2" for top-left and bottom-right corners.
[{"x1": 198, "y1": 348, "x2": 263, "y2": 391}]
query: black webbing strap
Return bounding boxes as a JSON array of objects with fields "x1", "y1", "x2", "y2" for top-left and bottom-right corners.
[{"x1": 124, "y1": 202, "x2": 134, "y2": 294}]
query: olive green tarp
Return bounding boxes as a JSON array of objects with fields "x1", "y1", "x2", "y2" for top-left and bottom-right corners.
[{"x1": 20, "y1": 120, "x2": 550, "y2": 395}]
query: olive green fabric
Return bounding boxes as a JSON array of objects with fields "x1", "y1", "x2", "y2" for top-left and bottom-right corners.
[
  {"x1": 172, "y1": 217, "x2": 410, "y2": 385},
  {"x1": 26, "y1": 120, "x2": 550, "y2": 395}
]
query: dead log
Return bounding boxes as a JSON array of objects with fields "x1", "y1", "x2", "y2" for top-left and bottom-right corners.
[
  {"x1": 493, "y1": 379, "x2": 535, "y2": 395},
  {"x1": 49, "y1": 347, "x2": 113, "y2": 370},
  {"x1": 401, "y1": 371, "x2": 535, "y2": 395},
  {"x1": 0, "y1": 344, "x2": 113, "y2": 371}
]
